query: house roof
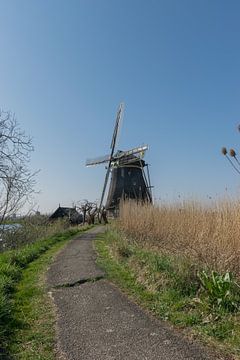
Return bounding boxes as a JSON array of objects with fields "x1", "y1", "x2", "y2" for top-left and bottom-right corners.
[{"x1": 49, "y1": 206, "x2": 80, "y2": 220}]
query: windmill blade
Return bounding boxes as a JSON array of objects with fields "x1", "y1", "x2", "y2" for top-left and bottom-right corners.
[
  {"x1": 99, "y1": 166, "x2": 111, "y2": 210},
  {"x1": 110, "y1": 102, "x2": 124, "y2": 151},
  {"x1": 114, "y1": 145, "x2": 149, "y2": 159},
  {"x1": 85, "y1": 154, "x2": 110, "y2": 167},
  {"x1": 98, "y1": 103, "x2": 124, "y2": 208}
]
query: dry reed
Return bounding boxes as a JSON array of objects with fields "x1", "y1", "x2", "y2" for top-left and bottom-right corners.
[{"x1": 117, "y1": 200, "x2": 240, "y2": 277}]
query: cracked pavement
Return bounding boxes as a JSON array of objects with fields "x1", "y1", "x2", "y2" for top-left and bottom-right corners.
[
  {"x1": 47, "y1": 226, "x2": 223, "y2": 360},
  {"x1": 47, "y1": 227, "x2": 105, "y2": 288}
]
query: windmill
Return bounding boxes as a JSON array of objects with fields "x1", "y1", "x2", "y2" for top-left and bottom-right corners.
[{"x1": 86, "y1": 103, "x2": 152, "y2": 215}]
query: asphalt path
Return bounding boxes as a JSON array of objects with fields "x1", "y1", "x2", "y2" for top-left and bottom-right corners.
[
  {"x1": 47, "y1": 226, "x2": 223, "y2": 360},
  {"x1": 47, "y1": 227, "x2": 105, "y2": 287}
]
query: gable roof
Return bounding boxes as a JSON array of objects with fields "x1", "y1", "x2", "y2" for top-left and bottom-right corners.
[{"x1": 49, "y1": 206, "x2": 82, "y2": 221}]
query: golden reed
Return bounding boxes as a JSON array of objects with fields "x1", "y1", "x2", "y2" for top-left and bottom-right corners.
[{"x1": 117, "y1": 200, "x2": 240, "y2": 277}]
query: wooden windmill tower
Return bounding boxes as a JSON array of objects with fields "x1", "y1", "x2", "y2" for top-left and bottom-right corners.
[{"x1": 86, "y1": 103, "x2": 152, "y2": 215}]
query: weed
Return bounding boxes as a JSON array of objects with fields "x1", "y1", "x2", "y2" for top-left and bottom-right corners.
[{"x1": 198, "y1": 270, "x2": 240, "y2": 311}]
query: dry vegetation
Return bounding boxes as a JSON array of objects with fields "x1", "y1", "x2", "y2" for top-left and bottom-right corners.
[
  {"x1": 0, "y1": 216, "x2": 73, "y2": 252},
  {"x1": 117, "y1": 200, "x2": 240, "y2": 277}
]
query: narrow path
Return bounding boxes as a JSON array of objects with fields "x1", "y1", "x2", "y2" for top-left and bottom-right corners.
[
  {"x1": 47, "y1": 227, "x2": 221, "y2": 360},
  {"x1": 47, "y1": 227, "x2": 105, "y2": 288}
]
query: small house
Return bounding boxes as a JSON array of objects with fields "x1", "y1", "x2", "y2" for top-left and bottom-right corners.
[{"x1": 49, "y1": 206, "x2": 83, "y2": 225}]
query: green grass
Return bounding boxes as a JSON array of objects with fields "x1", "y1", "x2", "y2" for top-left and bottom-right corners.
[
  {"x1": 9, "y1": 242, "x2": 64, "y2": 359},
  {"x1": 95, "y1": 229, "x2": 240, "y2": 359},
  {"x1": 0, "y1": 224, "x2": 91, "y2": 358}
]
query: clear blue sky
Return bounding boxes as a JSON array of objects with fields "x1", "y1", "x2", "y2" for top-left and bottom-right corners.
[{"x1": 1, "y1": 0, "x2": 240, "y2": 213}]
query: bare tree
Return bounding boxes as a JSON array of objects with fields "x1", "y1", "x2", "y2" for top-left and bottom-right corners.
[
  {"x1": 77, "y1": 200, "x2": 91, "y2": 224},
  {"x1": 99, "y1": 206, "x2": 108, "y2": 224},
  {"x1": 87, "y1": 202, "x2": 98, "y2": 225},
  {"x1": 77, "y1": 200, "x2": 99, "y2": 225},
  {"x1": 0, "y1": 110, "x2": 36, "y2": 223}
]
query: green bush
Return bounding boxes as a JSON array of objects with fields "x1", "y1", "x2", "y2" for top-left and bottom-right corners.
[{"x1": 198, "y1": 270, "x2": 240, "y2": 311}]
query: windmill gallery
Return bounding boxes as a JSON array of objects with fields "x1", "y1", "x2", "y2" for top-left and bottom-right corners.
[{"x1": 86, "y1": 103, "x2": 153, "y2": 216}]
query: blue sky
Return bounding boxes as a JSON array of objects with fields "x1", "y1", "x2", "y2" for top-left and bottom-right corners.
[{"x1": 1, "y1": 0, "x2": 240, "y2": 213}]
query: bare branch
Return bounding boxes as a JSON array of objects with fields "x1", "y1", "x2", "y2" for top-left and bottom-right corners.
[{"x1": 0, "y1": 110, "x2": 37, "y2": 223}]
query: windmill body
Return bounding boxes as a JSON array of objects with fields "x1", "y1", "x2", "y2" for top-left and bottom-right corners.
[
  {"x1": 86, "y1": 104, "x2": 152, "y2": 214},
  {"x1": 105, "y1": 157, "x2": 151, "y2": 212}
]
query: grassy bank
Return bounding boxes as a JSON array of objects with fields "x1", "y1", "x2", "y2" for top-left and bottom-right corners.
[
  {"x1": 96, "y1": 228, "x2": 240, "y2": 359},
  {"x1": 0, "y1": 224, "x2": 91, "y2": 358},
  {"x1": 0, "y1": 217, "x2": 71, "y2": 252}
]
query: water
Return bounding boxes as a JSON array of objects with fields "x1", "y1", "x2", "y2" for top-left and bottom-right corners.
[{"x1": 0, "y1": 223, "x2": 22, "y2": 241}]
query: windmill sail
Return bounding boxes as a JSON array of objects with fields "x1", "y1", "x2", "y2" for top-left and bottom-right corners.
[
  {"x1": 115, "y1": 145, "x2": 148, "y2": 158},
  {"x1": 98, "y1": 103, "x2": 124, "y2": 210},
  {"x1": 110, "y1": 103, "x2": 124, "y2": 150},
  {"x1": 86, "y1": 154, "x2": 110, "y2": 167}
]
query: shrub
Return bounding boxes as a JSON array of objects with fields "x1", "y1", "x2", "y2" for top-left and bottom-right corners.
[
  {"x1": 198, "y1": 270, "x2": 240, "y2": 311},
  {"x1": 0, "y1": 217, "x2": 71, "y2": 252}
]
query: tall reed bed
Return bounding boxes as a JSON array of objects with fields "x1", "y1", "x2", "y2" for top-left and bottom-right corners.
[{"x1": 117, "y1": 200, "x2": 240, "y2": 277}]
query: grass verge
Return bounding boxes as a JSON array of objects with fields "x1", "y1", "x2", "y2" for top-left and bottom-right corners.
[
  {"x1": 95, "y1": 229, "x2": 240, "y2": 360},
  {"x1": 0, "y1": 224, "x2": 92, "y2": 358}
]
